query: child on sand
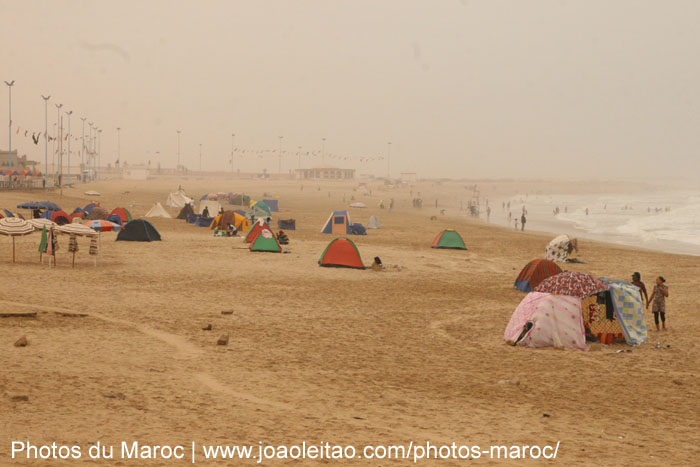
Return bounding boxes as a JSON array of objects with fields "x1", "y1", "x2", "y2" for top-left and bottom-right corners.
[{"x1": 647, "y1": 276, "x2": 669, "y2": 331}]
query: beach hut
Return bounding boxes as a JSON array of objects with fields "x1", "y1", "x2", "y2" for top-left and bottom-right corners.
[
  {"x1": 145, "y1": 202, "x2": 172, "y2": 218},
  {"x1": 318, "y1": 238, "x2": 365, "y2": 269},
  {"x1": 249, "y1": 229, "x2": 282, "y2": 253},
  {"x1": 514, "y1": 259, "x2": 562, "y2": 292},
  {"x1": 321, "y1": 211, "x2": 351, "y2": 234},
  {"x1": 116, "y1": 219, "x2": 161, "y2": 242},
  {"x1": 431, "y1": 229, "x2": 467, "y2": 250},
  {"x1": 110, "y1": 207, "x2": 133, "y2": 224}
]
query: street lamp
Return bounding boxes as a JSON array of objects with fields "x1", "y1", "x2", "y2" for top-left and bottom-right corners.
[
  {"x1": 80, "y1": 117, "x2": 86, "y2": 180},
  {"x1": 97, "y1": 129, "x2": 102, "y2": 179},
  {"x1": 176, "y1": 130, "x2": 181, "y2": 168},
  {"x1": 54, "y1": 103, "x2": 63, "y2": 181},
  {"x1": 387, "y1": 141, "x2": 391, "y2": 179},
  {"x1": 88, "y1": 121, "x2": 93, "y2": 178},
  {"x1": 66, "y1": 111, "x2": 73, "y2": 184},
  {"x1": 5, "y1": 80, "x2": 14, "y2": 184},
  {"x1": 278, "y1": 135, "x2": 283, "y2": 173},
  {"x1": 297, "y1": 145, "x2": 302, "y2": 170},
  {"x1": 321, "y1": 137, "x2": 326, "y2": 163},
  {"x1": 230, "y1": 133, "x2": 235, "y2": 173},
  {"x1": 199, "y1": 143, "x2": 202, "y2": 172},
  {"x1": 116, "y1": 127, "x2": 121, "y2": 166},
  {"x1": 41, "y1": 95, "x2": 50, "y2": 187}
]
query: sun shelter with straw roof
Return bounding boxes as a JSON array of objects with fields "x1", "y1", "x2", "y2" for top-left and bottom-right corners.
[
  {"x1": 0, "y1": 217, "x2": 35, "y2": 262},
  {"x1": 431, "y1": 229, "x2": 467, "y2": 250}
]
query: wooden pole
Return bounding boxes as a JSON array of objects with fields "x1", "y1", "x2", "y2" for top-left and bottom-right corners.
[
  {"x1": 12, "y1": 237, "x2": 15, "y2": 263},
  {"x1": 72, "y1": 251, "x2": 75, "y2": 268}
]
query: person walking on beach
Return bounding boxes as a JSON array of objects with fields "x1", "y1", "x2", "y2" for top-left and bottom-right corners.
[
  {"x1": 520, "y1": 213, "x2": 526, "y2": 231},
  {"x1": 486, "y1": 206, "x2": 491, "y2": 222},
  {"x1": 647, "y1": 276, "x2": 669, "y2": 331},
  {"x1": 631, "y1": 272, "x2": 649, "y2": 307}
]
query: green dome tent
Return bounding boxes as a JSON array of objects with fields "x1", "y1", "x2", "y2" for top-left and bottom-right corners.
[
  {"x1": 116, "y1": 219, "x2": 161, "y2": 242},
  {"x1": 431, "y1": 229, "x2": 467, "y2": 250},
  {"x1": 249, "y1": 229, "x2": 281, "y2": 253}
]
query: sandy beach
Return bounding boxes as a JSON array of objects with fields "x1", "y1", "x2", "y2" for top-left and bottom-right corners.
[{"x1": 1, "y1": 177, "x2": 699, "y2": 465}]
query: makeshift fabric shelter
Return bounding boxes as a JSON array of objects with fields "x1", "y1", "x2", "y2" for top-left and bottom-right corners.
[
  {"x1": 177, "y1": 203, "x2": 195, "y2": 220},
  {"x1": 350, "y1": 223, "x2": 367, "y2": 235},
  {"x1": 245, "y1": 220, "x2": 272, "y2": 243},
  {"x1": 84, "y1": 203, "x2": 100, "y2": 214},
  {"x1": 367, "y1": 216, "x2": 381, "y2": 229},
  {"x1": 40, "y1": 210, "x2": 72, "y2": 225},
  {"x1": 545, "y1": 235, "x2": 578, "y2": 262},
  {"x1": 599, "y1": 278, "x2": 647, "y2": 346},
  {"x1": 349, "y1": 202, "x2": 366, "y2": 208},
  {"x1": 116, "y1": 219, "x2": 161, "y2": 242},
  {"x1": 431, "y1": 229, "x2": 467, "y2": 250},
  {"x1": 209, "y1": 211, "x2": 250, "y2": 231},
  {"x1": 504, "y1": 292, "x2": 587, "y2": 350},
  {"x1": 249, "y1": 229, "x2": 282, "y2": 253},
  {"x1": 514, "y1": 259, "x2": 563, "y2": 292},
  {"x1": 278, "y1": 219, "x2": 296, "y2": 230},
  {"x1": 88, "y1": 207, "x2": 109, "y2": 220},
  {"x1": 196, "y1": 216, "x2": 214, "y2": 227},
  {"x1": 199, "y1": 200, "x2": 222, "y2": 217},
  {"x1": 318, "y1": 238, "x2": 365, "y2": 269},
  {"x1": 262, "y1": 199, "x2": 279, "y2": 212},
  {"x1": 249, "y1": 200, "x2": 272, "y2": 218},
  {"x1": 145, "y1": 202, "x2": 172, "y2": 218},
  {"x1": 166, "y1": 190, "x2": 193, "y2": 208},
  {"x1": 321, "y1": 211, "x2": 351, "y2": 234},
  {"x1": 0, "y1": 217, "x2": 35, "y2": 262},
  {"x1": 110, "y1": 207, "x2": 133, "y2": 224},
  {"x1": 70, "y1": 208, "x2": 86, "y2": 219},
  {"x1": 84, "y1": 190, "x2": 100, "y2": 196},
  {"x1": 84, "y1": 220, "x2": 123, "y2": 232},
  {"x1": 186, "y1": 214, "x2": 200, "y2": 224},
  {"x1": 533, "y1": 271, "x2": 608, "y2": 298}
]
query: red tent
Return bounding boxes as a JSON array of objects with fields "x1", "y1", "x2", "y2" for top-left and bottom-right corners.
[{"x1": 318, "y1": 238, "x2": 365, "y2": 269}]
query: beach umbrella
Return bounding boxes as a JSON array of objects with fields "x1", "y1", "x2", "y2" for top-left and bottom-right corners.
[
  {"x1": 57, "y1": 223, "x2": 98, "y2": 267},
  {"x1": 38, "y1": 201, "x2": 62, "y2": 211},
  {"x1": 0, "y1": 217, "x2": 35, "y2": 262},
  {"x1": 349, "y1": 202, "x2": 366, "y2": 208},
  {"x1": 533, "y1": 271, "x2": 609, "y2": 298},
  {"x1": 84, "y1": 190, "x2": 100, "y2": 196},
  {"x1": 27, "y1": 218, "x2": 56, "y2": 230},
  {"x1": 84, "y1": 220, "x2": 123, "y2": 232}
]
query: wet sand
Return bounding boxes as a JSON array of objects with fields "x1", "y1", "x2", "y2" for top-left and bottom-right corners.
[{"x1": 1, "y1": 177, "x2": 699, "y2": 465}]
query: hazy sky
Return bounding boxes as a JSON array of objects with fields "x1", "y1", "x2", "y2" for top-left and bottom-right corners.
[{"x1": 2, "y1": 0, "x2": 700, "y2": 179}]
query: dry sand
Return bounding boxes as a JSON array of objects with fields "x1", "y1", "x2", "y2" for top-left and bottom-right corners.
[{"x1": 1, "y1": 177, "x2": 699, "y2": 465}]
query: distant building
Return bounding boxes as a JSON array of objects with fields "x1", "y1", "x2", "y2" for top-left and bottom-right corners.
[
  {"x1": 401, "y1": 172, "x2": 417, "y2": 182},
  {"x1": 295, "y1": 165, "x2": 355, "y2": 180},
  {"x1": 122, "y1": 164, "x2": 150, "y2": 180},
  {"x1": 0, "y1": 150, "x2": 36, "y2": 170}
]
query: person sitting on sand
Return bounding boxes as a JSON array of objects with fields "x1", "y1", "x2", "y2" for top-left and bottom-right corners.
[
  {"x1": 647, "y1": 276, "x2": 669, "y2": 331},
  {"x1": 277, "y1": 230, "x2": 289, "y2": 245},
  {"x1": 631, "y1": 272, "x2": 649, "y2": 307}
]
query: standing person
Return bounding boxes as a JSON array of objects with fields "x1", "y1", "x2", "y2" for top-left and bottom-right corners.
[
  {"x1": 514, "y1": 218, "x2": 518, "y2": 230},
  {"x1": 520, "y1": 213, "x2": 526, "y2": 231},
  {"x1": 585, "y1": 208, "x2": 589, "y2": 216},
  {"x1": 202, "y1": 206, "x2": 209, "y2": 218},
  {"x1": 647, "y1": 276, "x2": 669, "y2": 331},
  {"x1": 631, "y1": 272, "x2": 649, "y2": 307},
  {"x1": 486, "y1": 206, "x2": 491, "y2": 222}
]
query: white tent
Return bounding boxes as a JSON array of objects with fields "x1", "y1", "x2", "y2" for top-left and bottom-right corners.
[
  {"x1": 145, "y1": 202, "x2": 172, "y2": 218},
  {"x1": 367, "y1": 216, "x2": 381, "y2": 229},
  {"x1": 165, "y1": 190, "x2": 193, "y2": 208},
  {"x1": 199, "y1": 200, "x2": 221, "y2": 217}
]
